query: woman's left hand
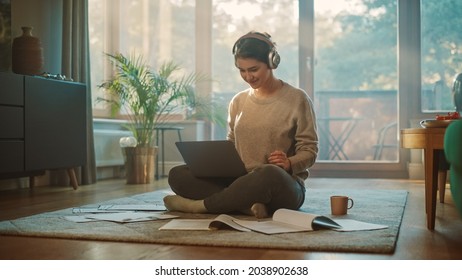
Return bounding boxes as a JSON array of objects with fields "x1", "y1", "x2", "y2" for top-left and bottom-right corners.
[{"x1": 267, "y1": 150, "x2": 291, "y2": 172}]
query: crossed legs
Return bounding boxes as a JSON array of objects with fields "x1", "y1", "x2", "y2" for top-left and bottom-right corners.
[{"x1": 164, "y1": 164, "x2": 305, "y2": 218}]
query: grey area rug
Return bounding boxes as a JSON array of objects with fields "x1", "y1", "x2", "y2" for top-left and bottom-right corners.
[{"x1": 0, "y1": 188, "x2": 407, "y2": 254}]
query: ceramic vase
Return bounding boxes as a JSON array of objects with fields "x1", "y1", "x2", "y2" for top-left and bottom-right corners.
[{"x1": 12, "y1": 26, "x2": 43, "y2": 75}]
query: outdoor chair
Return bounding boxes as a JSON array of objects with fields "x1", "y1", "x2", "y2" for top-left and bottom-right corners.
[{"x1": 373, "y1": 121, "x2": 397, "y2": 160}]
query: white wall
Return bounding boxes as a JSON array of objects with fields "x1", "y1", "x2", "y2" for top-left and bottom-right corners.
[{"x1": 11, "y1": 0, "x2": 63, "y2": 74}]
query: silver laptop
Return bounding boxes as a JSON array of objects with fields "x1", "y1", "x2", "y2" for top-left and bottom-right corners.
[{"x1": 175, "y1": 140, "x2": 247, "y2": 178}]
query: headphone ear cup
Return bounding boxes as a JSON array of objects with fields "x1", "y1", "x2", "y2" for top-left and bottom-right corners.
[{"x1": 268, "y1": 49, "x2": 280, "y2": 69}]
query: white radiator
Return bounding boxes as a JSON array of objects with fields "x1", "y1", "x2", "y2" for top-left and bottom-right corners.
[{"x1": 94, "y1": 129, "x2": 132, "y2": 167}]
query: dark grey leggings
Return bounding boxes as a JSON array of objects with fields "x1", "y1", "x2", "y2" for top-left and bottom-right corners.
[{"x1": 168, "y1": 164, "x2": 305, "y2": 214}]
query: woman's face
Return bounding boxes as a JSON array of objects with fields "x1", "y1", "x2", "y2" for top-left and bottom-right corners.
[{"x1": 235, "y1": 57, "x2": 272, "y2": 89}]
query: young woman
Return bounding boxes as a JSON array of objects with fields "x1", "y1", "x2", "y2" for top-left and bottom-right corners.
[{"x1": 164, "y1": 31, "x2": 318, "y2": 218}]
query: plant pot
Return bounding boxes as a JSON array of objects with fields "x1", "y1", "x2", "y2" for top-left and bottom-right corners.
[{"x1": 122, "y1": 146, "x2": 157, "y2": 184}]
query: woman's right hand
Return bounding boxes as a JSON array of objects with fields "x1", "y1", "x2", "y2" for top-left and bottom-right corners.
[{"x1": 267, "y1": 150, "x2": 291, "y2": 172}]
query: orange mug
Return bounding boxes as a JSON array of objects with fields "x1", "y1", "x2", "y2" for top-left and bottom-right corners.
[{"x1": 330, "y1": 195, "x2": 354, "y2": 215}]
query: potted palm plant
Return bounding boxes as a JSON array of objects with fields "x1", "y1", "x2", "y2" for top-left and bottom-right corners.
[{"x1": 99, "y1": 53, "x2": 213, "y2": 184}]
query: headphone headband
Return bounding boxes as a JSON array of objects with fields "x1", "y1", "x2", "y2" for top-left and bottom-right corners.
[{"x1": 233, "y1": 32, "x2": 276, "y2": 51}]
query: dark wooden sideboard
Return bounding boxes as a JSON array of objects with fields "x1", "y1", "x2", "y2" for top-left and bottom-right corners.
[{"x1": 0, "y1": 72, "x2": 87, "y2": 188}]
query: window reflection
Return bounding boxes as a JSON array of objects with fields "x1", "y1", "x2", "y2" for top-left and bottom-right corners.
[{"x1": 421, "y1": 0, "x2": 462, "y2": 112}]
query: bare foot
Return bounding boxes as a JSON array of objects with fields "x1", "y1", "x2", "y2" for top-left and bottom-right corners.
[
  {"x1": 163, "y1": 195, "x2": 206, "y2": 213},
  {"x1": 250, "y1": 203, "x2": 269, "y2": 219}
]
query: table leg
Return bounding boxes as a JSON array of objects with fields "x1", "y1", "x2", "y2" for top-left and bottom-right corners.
[
  {"x1": 332, "y1": 121, "x2": 358, "y2": 160},
  {"x1": 161, "y1": 129, "x2": 165, "y2": 177},
  {"x1": 155, "y1": 130, "x2": 160, "y2": 180},
  {"x1": 424, "y1": 148, "x2": 439, "y2": 230},
  {"x1": 318, "y1": 125, "x2": 349, "y2": 160},
  {"x1": 317, "y1": 119, "x2": 358, "y2": 160},
  {"x1": 154, "y1": 127, "x2": 183, "y2": 179},
  {"x1": 438, "y1": 170, "x2": 447, "y2": 203}
]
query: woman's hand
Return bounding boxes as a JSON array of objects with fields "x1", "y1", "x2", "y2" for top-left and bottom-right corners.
[{"x1": 267, "y1": 150, "x2": 291, "y2": 172}]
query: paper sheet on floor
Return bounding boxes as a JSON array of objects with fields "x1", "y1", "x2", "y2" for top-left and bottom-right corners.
[
  {"x1": 72, "y1": 204, "x2": 166, "y2": 213},
  {"x1": 64, "y1": 212, "x2": 177, "y2": 223}
]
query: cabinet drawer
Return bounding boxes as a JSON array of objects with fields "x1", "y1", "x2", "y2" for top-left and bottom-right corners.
[
  {"x1": 0, "y1": 141, "x2": 24, "y2": 173},
  {"x1": 0, "y1": 72, "x2": 24, "y2": 106},
  {"x1": 0, "y1": 106, "x2": 24, "y2": 138}
]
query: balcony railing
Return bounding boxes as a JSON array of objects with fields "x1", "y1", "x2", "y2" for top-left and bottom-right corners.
[{"x1": 212, "y1": 90, "x2": 399, "y2": 162}]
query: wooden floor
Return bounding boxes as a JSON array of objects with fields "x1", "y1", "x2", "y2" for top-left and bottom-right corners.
[{"x1": 1, "y1": 177, "x2": 462, "y2": 260}]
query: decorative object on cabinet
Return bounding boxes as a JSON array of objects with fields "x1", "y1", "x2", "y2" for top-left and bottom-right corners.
[{"x1": 11, "y1": 26, "x2": 43, "y2": 75}]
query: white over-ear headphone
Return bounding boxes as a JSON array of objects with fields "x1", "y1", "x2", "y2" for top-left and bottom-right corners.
[{"x1": 232, "y1": 32, "x2": 281, "y2": 69}]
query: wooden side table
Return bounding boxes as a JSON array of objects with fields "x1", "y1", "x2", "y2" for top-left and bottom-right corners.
[{"x1": 400, "y1": 127, "x2": 446, "y2": 230}]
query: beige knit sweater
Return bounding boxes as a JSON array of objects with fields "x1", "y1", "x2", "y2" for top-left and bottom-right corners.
[{"x1": 227, "y1": 81, "x2": 319, "y2": 182}]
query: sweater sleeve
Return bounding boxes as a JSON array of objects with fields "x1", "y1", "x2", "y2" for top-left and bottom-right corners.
[
  {"x1": 227, "y1": 96, "x2": 237, "y2": 143},
  {"x1": 288, "y1": 91, "x2": 319, "y2": 177},
  {"x1": 226, "y1": 90, "x2": 248, "y2": 144}
]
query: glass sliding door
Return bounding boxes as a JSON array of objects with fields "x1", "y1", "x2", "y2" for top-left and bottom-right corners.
[
  {"x1": 421, "y1": 0, "x2": 462, "y2": 113},
  {"x1": 313, "y1": 0, "x2": 398, "y2": 162}
]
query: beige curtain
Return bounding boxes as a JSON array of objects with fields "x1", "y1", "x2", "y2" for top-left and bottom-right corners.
[{"x1": 60, "y1": 0, "x2": 96, "y2": 185}]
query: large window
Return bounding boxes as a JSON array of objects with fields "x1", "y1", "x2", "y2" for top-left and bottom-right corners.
[
  {"x1": 421, "y1": 0, "x2": 462, "y2": 112},
  {"x1": 89, "y1": 0, "x2": 195, "y2": 117},
  {"x1": 313, "y1": 0, "x2": 398, "y2": 162},
  {"x1": 88, "y1": 0, "x2": 438, "y2": 178}
]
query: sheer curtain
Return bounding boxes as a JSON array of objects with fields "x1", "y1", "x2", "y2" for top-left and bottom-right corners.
[{"x1": 60, "y1": 0, "x2": 96, "y2": 185}]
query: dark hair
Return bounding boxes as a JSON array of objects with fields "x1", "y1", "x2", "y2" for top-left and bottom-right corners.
[{"x1": 233, "y1": 32, "x2": 273, "y2": 66}]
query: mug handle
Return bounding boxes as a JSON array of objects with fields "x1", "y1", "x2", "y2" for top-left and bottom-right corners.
[{"x1": 347, "y1": 198, "x2": 354, "y2": 209}]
